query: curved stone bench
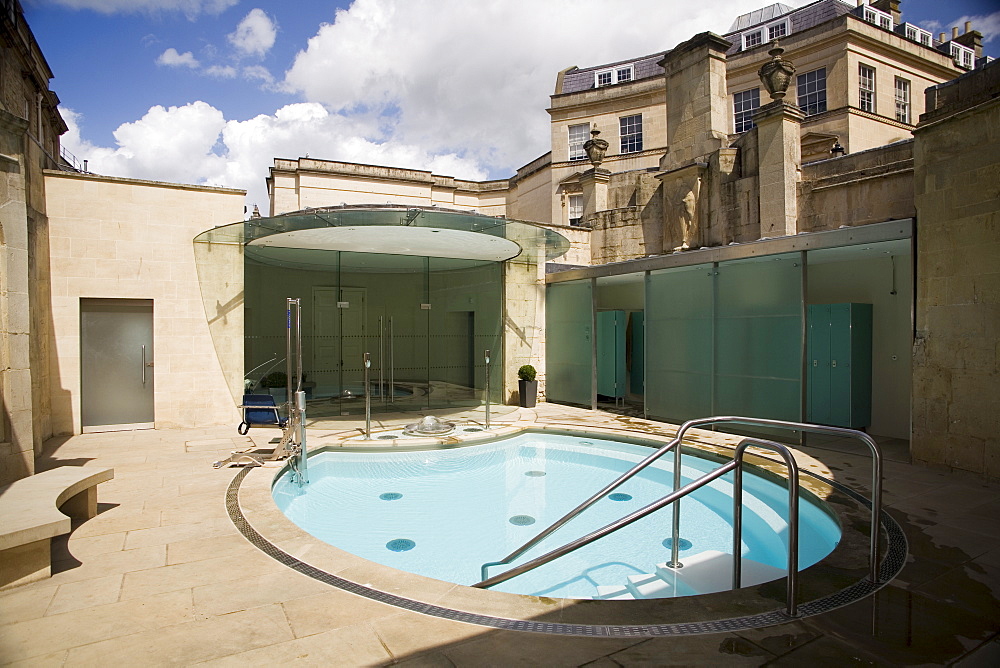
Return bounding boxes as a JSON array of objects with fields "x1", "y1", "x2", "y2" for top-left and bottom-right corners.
[{"x1": 0, "y1": 466, "x2": 114, "y2": 590}]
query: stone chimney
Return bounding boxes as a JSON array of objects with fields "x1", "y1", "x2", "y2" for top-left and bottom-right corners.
[
  {"x1": 870, "y1": 0, "x2": 901, "y2": 25},
  {"x1": 953, "y1": 22, "x2": 984, "y2": 58}
]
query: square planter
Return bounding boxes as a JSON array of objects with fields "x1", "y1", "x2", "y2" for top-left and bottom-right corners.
[{"x1": 518, "y1": 379, "x2": 538, "y2": 408}]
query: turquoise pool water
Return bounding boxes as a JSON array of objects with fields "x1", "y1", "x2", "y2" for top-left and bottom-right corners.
[{"x1": 272, "y1": 433, "x2": 841, "y2": 599}]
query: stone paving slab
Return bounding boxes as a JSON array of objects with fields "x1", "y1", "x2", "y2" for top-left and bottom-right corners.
[{"x1": 0, "y1": 405, "x2": 997, "y2": 666}]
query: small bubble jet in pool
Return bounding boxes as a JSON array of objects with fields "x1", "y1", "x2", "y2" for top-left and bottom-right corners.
[{"x1": 402, "y1": 415, "x2": 455, "y2": 437}]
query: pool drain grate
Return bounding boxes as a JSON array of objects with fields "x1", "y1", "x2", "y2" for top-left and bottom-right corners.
[
  {"x1": 509, "y1": 515, "x2": 536, "y2": 526},
  {"x1": 608, "y1": 493, "x2": 633, "y2": 501},
  {"x1": 386, "y1": 538, "x2": 416, "y2": 552},
  {"x1": 662, "y1": 537, "x2": 693, "y2": 550},
  {"x1": 379, "y1": 492, "x2": 403, "y2": 501},
  {"x1": 524, "y1": 470, "x2": 546, "y2": 477},
  {"x1": 228, "y1": 465, "x2": 907, "y2": 637}
]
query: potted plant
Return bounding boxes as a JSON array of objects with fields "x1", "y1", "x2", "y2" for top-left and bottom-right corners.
[
  {"x1": 517, "y1": 364, "x2": 538, "y2": 408},
  {"x1": 261, "y1": 371, "x2": 288, "y2": 404}
]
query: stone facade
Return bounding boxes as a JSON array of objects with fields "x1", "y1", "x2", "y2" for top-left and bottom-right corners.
[
  {"x1": 911, "y1": 61, "x2": 1000, "y2": 477},
  {"x1": 43, "y1": 172, "x2": 246, "y2": 433},
  {"x1": 0, "y1": 1, "x2": 67, "y2": 484}
]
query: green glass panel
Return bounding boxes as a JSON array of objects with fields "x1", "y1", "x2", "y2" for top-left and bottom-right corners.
[
  {"x1": 630, "y1": 312, "x2": 644, "y2": 395},
  {"x1": 545, "y1": 281, "x2": 593, "y2": 406},
  {"x1": 646, "y1": 265, "x2": 713, "y2": 422},
  {"x1": 715, "y1": 254, "x2": 802, "y2": 422},
  {"x1": 597, "y1": 311, "x2": 626, "y2": 398}
]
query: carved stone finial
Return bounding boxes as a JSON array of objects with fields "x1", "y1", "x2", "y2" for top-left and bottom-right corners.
[
  {"x1": 583, "y1": 128, "x2": 609, "y2": 167},
  {"x1": 757, "y1": 41, "x2": 796, "y2": 101}
]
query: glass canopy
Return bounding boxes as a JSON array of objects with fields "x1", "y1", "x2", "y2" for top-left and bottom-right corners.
[{"x1": 193, "y1": 205, "x2": 571, "y2": 261}]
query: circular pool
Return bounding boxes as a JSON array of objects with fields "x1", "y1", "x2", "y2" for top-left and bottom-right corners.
[{"x1": 272, "y1": 432, "x2": 841, "y2": 600}]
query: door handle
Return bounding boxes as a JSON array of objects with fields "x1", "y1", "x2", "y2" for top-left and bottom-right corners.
[{"x1": 142, "y1": 344, "x2": 146, "y2": 385}]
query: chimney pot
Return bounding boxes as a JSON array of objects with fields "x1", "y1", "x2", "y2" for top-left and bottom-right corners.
[
  {"x1": 952, "y1": 26, "x2": 959, "y2": 39},
  {"x1": 964, "y1": 21, "x2": 971, "y2": 34},
  {"x1": 939, "y1": 32, "x2": 946, "y2": 42}
]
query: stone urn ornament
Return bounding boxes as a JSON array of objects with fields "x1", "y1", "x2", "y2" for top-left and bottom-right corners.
[
  {"x1": 583, "y1": 128, "x2": 609, "y2": 167},
  {"x1": 757, "y1": 41, "x2": 796, "y2": 101}
]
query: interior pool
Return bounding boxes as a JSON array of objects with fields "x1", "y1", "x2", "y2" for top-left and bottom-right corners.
[{"x1": 272, "y1": 432, "x2": 841, "y2": 599}]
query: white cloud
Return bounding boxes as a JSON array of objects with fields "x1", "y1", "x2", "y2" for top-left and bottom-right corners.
[
  {"x1": 62, "y1": 101, "x2": 486, "y2": 208},
  {"x1": 242, "y1": 65, "x2": 274, "y2": 84},
  {"x1": 282, "y1": 0, "x2": 783, "y2": 175},
  {"x1": 156, "y1": 47, "x2": 199, "y2": 68},
  {"x1": 40, "y1": 0, "x2": 237, "y2": 19},
  {"x1": 918, "y1": 11, "x2": 1000, "y2": 44},
  {"x1": 228, "y1": 8, "x2": 277, "y2": 58},
  {"x1": 65, "y1": 0, "x2": 821, "y2": 208},
  {"x1": 206, "y1": 64, "x2": 238, "y2": 78}
]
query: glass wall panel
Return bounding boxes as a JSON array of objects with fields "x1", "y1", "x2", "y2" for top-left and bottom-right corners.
[
  {"x1": 428, "y1": 257, "x2": 503, "y2": 408},
  {"x1": 646, "y1": 265, "x2": 714, "y2": 422},
  {"x1": 545, "y1": 280, "x2": 593, "y2": 406},
  {"x1": 715, "y1": 254, "x2": 802, "y2": 422}
]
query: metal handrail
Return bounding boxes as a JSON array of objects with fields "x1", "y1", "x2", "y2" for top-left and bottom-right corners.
[
  {"x1": 474, "y1": 435, "x2": 804, "y2": 617},
  {"x1": 476, "y1": 415, "x2": 883, "y2": 587},
  {"x1": 732, "y1": 437, "x2": 800, "y2": 617},
  {"x1": 474, "y1": 458, "x2": 738, "y2": 589}
]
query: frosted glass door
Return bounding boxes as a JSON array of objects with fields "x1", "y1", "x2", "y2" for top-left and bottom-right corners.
[
  {"x1": 81, "y1": 299, "x2": 154, "y2": 431},
  {"x1": 646, "y1": 265, "x2": 713, "y2": 422},
  {"x1": 546, "y1": 280, "x2": 593, "y2": 406}
]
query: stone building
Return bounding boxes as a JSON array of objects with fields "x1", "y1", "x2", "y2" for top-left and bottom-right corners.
[
  {"x1": 1, "y1": 0, "x2": 997, "y2": 487},
  {"x1": 0, "y1": 0, "x2": 68, "y2": 484}
]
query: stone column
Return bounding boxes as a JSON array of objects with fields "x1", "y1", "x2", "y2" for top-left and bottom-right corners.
[
  {"x1": 578, "y1": 168, "x2": 610, "y2": 224},
  {"x1": 753, "y1": 100, "x2": 804, "y2": 238},
  {"x1": 0, "y1": 110, "x2": 35, "y2": 484}
]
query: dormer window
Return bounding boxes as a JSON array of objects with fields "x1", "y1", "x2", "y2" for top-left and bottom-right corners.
[
  {"x1": 595, "y1": 65, "x2": 634, "y2": 87},
  {"x1": 903, "y1": 23, "x2": 932, "y2": 46},
  {"x1": 743, "y1": 29, "x2": 763, "y2": 50},
  {"x1": 950, "y1": 42, "x2": 975, "y2": 69},
  {"x1": 863, "y1": 6, "x2": 893, "y2": 31},
  {"x1": 741, "y1": 19, "x2": 790, "y2": 51},
  {"x1": 768, "y1": 20, "x2": 788, "y2": 41}
]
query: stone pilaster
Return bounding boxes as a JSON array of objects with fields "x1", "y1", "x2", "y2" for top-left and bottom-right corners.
[
  {"x1": 579, "y1": 168, "x2": 610, "y2": 224},
  {"x1": 0, "y1": 109, "x2": 35, "y2": 484},
  {"x1": 753, "y1": 100, "x2": 804, "y2": 238},
  {"x1": 659, "y1": 32, "x2": 732, "y2": 171}
]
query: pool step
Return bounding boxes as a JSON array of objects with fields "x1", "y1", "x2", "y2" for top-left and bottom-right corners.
[
  {"x1": 656, "y1": 550, "x2": 787, "y2": 595},
  {"x1": 591, "y1": 550, "x2": 788, "y2": 600}
]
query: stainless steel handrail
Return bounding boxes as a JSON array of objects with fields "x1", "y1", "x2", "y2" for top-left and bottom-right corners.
[
  {"x1": 732, "y1": 437, "x2": 800, "y2": 617},
  {"x1": 475, "y1": 459, "x2": 738, "y2": 589},
  {"x1": 475, "y1": 435, "x2": 804, "y2": 617},
  {"x1": 477, "y1": 415, "x2": 883, "y2": 587}
]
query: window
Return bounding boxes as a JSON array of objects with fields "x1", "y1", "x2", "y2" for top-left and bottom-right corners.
[
  {"x1": 595, "y1": 65, "x2": 634, "y2": 87},
  {"x1": 951, "y1": 42, "x2": 975, "y2": 69},
  {"x1": 743, "y1": 30, "x2": 763, "y2": 49},
  {"x1": 863, "y1": 6, "x2": 893, "y2": 30},
  {"x1": 768, "y1": 21, "x2": 788, "y2": 41},
  {"x1": 859, "y1": 64, "x2": 876, "y2": 113},
  {"x1": 619, "y1": 114, "x2": 643, "y2": 153},
  {"x1": 734, "y1": 87, "x2": 760, "y2": 133},
  {"x1": 797, "y1": 68, "x2": 827, "y2": 116},
  {"x1": 904, "y1": 24, "x2": 932, "y2": 46},
  {"x1": 569, "y1": 195, "x2": 583, "y2": 226},
  {"x1": 568, "y1": 124, "x2": 589, "y2": 161},
  {"x1": 894, "y1": 77, "x2": 910, "y2": 124}
]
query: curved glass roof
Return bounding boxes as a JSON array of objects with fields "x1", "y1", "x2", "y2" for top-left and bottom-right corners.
[{"x1": 193, "y1": 204, "x2": 571, "y2": 263}]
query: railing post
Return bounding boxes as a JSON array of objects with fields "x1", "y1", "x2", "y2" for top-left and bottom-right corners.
[
  {"x1": 364, "y1": 352, "x2": 371, "y2": 438},
  {"x1": 484, "y1": 349, "x2": 491, "y2": 430}
]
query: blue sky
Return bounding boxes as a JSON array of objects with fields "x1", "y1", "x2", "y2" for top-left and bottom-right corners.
[{"x1": 22, "y1": 0, "x2": 1000, "y2": 207}]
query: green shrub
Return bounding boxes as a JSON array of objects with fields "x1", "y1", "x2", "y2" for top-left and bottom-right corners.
[
  {"x1": 517, "y1": 364, "x2": 536, "y2": 382},
  {"x1": 261, "y1": 371, "x2": 288, "y2": 388}
]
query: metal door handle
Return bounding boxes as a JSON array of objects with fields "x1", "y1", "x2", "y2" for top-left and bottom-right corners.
[{"x1": 142, "y1": 344, "x2": 146, "y2": 385}]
